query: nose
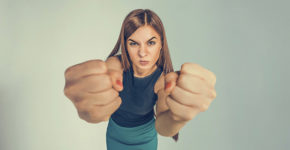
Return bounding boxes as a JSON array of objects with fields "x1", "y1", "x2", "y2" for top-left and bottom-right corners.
[{"x1": 138, "y1": 44, "x2": 148, "y2": 57}]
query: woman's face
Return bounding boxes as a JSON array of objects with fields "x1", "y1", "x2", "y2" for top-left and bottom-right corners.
[{"x1": 126, "y1": 25, "x2": 162, "y2": 76}]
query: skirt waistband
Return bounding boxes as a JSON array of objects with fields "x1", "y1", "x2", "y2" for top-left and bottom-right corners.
[{"x1": 106, "y1": 117, "x2": 158, "y2": 150}]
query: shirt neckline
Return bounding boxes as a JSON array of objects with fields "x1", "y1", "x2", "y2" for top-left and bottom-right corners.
[{"x1": 132, "y1": 66, "x2": 160, "y2": 79}]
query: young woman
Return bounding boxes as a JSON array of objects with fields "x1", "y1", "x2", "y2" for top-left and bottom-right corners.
[{"x1": 64, "y1": 9, "x2": 217, "y2": 150}]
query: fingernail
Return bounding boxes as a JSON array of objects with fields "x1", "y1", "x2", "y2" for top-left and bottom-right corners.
[
  {"x1": 117, "y1": 80, "x2": 122, "y2": 86},
  {"x1": 165, "y1": 82, "x2": 171, "y2": 90}
]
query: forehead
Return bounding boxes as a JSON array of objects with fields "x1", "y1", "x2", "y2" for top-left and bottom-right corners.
[{"x1": 128, "y1": 25, "x2": 160, "y2": 41}]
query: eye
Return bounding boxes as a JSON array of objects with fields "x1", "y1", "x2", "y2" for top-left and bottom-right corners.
[
  {"x1": 129, "y1": 42, "x2": 137, "y2": 46},
  {"x1": 148, "y1": 41, "x2": 156, "y2": 45}
]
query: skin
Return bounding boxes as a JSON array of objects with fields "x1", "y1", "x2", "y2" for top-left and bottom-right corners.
[
  {"x1": 155, "y1": 63, "x2": 217, "y2": 137},
  {"x1": 164, "y1": 63, "x2": 217, "y2": 121},
  {"x1": 124, "y1": 25, "x2": 217, "y2": 136},
  {"x1": 126, "y1": 25, "x2": 162, "y2": 77},
  {"x1": 64, "y1": 24, "x2": 217, "y2": 138},
  {"x1": 64, "y1": 59, "x2": 123, "y2": 123}
]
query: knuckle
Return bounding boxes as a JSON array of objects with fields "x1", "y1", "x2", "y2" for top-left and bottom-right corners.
[
  {"x1": 210, "y1": 71, "x2": 216, "y2": 78},
  {"x1": 181, "y1": 63, "x2": 189, "y2": 70},
  {"x1": 183, "y1": 110, "x2": 193, "y2": 121},
  {"x1": 200, "y1": 104, "x2": 209, "y2": 112},
  {"x1": 211, "y1": 90, "x2": 217, "y2": 99},
  {"x1": 80, "y1": 109, "x2": 99, "y2": 123},
  {"x1": 207, "y1": 89, "x2": 216, "y2": 99},
  {"x1": 117, "y1": 96, "x2": 122, "y2": 105},
  {"x1": 111, "y1": 89, "x2": 119, "y2": 97},
  {"x1": 99, "y1": 62, "x2": 108, "y2": 72},
  {"x1": 185, "y1": 63, "x2": 198, "y2": 68},
  {"x1": 63, "y1": 87, "x2": 70, "y2": 97},
  {"x1": 63, "y1": 87, "x2": 76, "y2": 101},
  {"x1": 64, "y1": 65, "x2": 73, "y2": 75},
  {"x1": 93, "y1": 59, "x2": 107, "y2": 73},
  {"x1": 83, "y1": 59, "x2": 108, "y2": 74},
  {"x1": 178, "y1": 73, "x2": 185, "y2": 81},
  {"x1": 181, "y1": 62, "x2": 191, "y2": 67},
  {"x1": 64, "y1": 62, "x2": 82, "y2": 77},
  {"x1": 64, "y1": 67, "x2": 73, "y2": 80},
  {"x1": 64, "y1": 69, "x2": 70, "y2": 79},
  {"x1": 181, "y1": 63, "x2": 200, "y2": 74},
  {"x1": 212, "y1": 73, "x2": 216, "y2": 80},
  {"x1": 74, "y1": 100, "x2": 87, "y2": 111},
  {"x1": 188, "y1": 113, "x2": 195, "y2": 120},
  {"x1": 77, "y1": 110, "x2": 90, "y2": 120},
  {"x1": 184, "y1": 115, "x2": 192, "y2": 121},
  {"x1": 112, "y1": 96, "x2": 121, "y2": 109},
  {"x1": 64, "y1": 84, "x2": 82, "y2": 102}
]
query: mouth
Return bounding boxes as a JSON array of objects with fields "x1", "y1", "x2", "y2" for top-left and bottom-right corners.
[{"x1": 139, "y1": 60, "x2": 149, "y2": 65}]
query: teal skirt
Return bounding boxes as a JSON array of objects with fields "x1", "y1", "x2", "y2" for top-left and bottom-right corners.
[{"x1": 106, "y1": 117, "x2": 158, "y2": 150}]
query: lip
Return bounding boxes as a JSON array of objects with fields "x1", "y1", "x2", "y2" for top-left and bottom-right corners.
[{"x1": 139, "y1": 60, "x2": 149, "y2": 65}]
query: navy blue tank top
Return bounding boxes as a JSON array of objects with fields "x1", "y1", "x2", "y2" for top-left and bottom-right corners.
[{"x1": 111, "y1": 55, "x2": 163, "y2": 127}]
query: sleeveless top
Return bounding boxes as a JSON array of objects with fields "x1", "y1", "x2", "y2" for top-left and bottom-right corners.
[{"x1": 111, "y1": 55, "x2": 163, "y2": 127}]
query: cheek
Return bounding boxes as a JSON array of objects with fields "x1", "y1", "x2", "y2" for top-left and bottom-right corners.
[
  {"x1": 127, "y1": 49, "x2": 138, "y2": 61},
  {"x1": 154, "y1": 50, "x2": 160, "y2": 59},
  {"x1": 150, "y1": 48, "x2": 160, "y2": 62}
]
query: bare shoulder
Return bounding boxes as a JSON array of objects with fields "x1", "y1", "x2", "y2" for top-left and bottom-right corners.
[
  {"x1": 105, "y1": 54, "x2": 124, "y2": 72},
  {"x1": 154, "y1": 72, "x2": 165, "y2": 93}
]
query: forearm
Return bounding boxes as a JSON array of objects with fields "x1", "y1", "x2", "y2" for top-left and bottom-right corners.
[{"x1": 155, "y1": 110, "x2": 188, "y2": 137}]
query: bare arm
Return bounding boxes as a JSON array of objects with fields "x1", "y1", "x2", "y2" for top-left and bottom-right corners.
[
  {"x1": 155, "y1": 110, "x2": 188, "y2": 137},
  {"x1": 154, "y1": 74, "x2": 188, "y2": 137}
]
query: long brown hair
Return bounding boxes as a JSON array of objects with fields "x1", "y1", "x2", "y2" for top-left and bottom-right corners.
[{"x1": 106, "y1": 9, "x2": 179, "y2": 142}]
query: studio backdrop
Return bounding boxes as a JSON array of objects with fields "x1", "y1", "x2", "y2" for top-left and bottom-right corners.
[{"x1": 0, "y1": 0, "x2": 289, "y2": 150}]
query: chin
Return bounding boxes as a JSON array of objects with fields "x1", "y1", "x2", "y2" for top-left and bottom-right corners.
[{"x1": 137, "y1": 63, "x2": 154, "y2": 69}]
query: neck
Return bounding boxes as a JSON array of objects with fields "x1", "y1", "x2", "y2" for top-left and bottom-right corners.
[{"x1": 133, "y1": 65, "x2": 157, "y2": 78}]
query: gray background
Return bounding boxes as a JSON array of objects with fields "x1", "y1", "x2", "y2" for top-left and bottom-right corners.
[{"x1": 1, "y1": 0, "x2": 289, "y2": 150}]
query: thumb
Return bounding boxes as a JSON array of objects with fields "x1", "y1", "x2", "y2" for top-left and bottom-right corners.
[
  {"x1": 164, "y1": 71, "x2": 180, "y2": 95},
  {"x1": 108, "y1": 69, "x2": 123, "y2": 92}
]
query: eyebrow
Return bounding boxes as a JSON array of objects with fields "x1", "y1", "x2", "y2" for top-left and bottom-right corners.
[{"x1": 128, "y1": 36, "x2": 156, "y2": 43}]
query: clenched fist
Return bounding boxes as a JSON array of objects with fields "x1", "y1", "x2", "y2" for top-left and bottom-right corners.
[
  {"x1": 63, "y1": 59, "x2": 124, "y2": 123},
  {"x1": 164, "y1": 63, "x2": 217, "y2": 122}
]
